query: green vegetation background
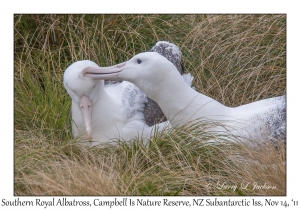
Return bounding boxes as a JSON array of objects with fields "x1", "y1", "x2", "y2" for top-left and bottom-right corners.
[{"x1": 14, "y1": 14, "x2": 286, "y2": 196}]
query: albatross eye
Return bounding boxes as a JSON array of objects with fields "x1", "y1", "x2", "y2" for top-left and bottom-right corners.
[{"x1": 137, "y1": 59, "x2": 142, "y2": 64}]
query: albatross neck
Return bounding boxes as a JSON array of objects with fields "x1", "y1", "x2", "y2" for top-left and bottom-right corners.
[{"x1": 140, "y1": 73, "x2": 225, "y2": 127}]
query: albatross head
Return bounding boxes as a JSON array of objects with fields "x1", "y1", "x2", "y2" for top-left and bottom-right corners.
[
  {"x1": 63, "y1": 60, "x2": 106, "y2": 140},
  {"x1": 82, "y1": 52, "x2": 180, "y2": 96}
]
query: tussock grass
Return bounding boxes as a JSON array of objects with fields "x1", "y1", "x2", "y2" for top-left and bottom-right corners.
[
  {"x1": 182, "y1": 15, "x2": 286, "y2": 106},
  {"x1": 14, "y1": 14, "x2": 286, "y2": 196}
]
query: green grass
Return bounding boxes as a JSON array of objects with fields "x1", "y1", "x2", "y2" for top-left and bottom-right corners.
[{"x1": 14, "y1": 14, "x2": 286, "y2": 196}]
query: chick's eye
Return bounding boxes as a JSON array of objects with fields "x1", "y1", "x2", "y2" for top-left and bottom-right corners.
[{"x1": 137, "y1": 59, "x2": 142, "y2": 64}]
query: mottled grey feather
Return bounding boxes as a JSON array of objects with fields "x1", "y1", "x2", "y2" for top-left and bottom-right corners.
[
  {"x1": 144, "y1": 41, "x2": 185, "y2": 126},
  {"x1": 149, "y1": 41, "x2": 185, "y2": 74},
  {"x1": 247, "y1": 95, "x2": 286, "y2": 147}
]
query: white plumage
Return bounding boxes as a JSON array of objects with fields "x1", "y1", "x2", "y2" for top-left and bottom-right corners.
[
  {"x1": 63, "y1": 42, "x2": 194, "y2": 146},
  {"x1": 82, "y1": 52, "x2": 286, "y2": 143}
]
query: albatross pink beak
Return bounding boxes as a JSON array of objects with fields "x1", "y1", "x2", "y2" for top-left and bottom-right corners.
[
  {"x1": 81, "y1": 62, "x2": 127, "y2": 80},
  {"x1": 79, "y1": 95, "x2": 93, "y2": 141}
]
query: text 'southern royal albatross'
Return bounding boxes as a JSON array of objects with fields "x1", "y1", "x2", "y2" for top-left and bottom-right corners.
[{"x1": 63, "y1": 41, "x2": 194, "y2": 146}]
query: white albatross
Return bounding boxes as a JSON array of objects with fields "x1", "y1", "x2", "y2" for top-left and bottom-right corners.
[
  {"x1": 81, "y1": 52, "x2": 286, "y2": 142},
  {"x1": 63, "y1": 41, "x2": 194, "y2": 146}
]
